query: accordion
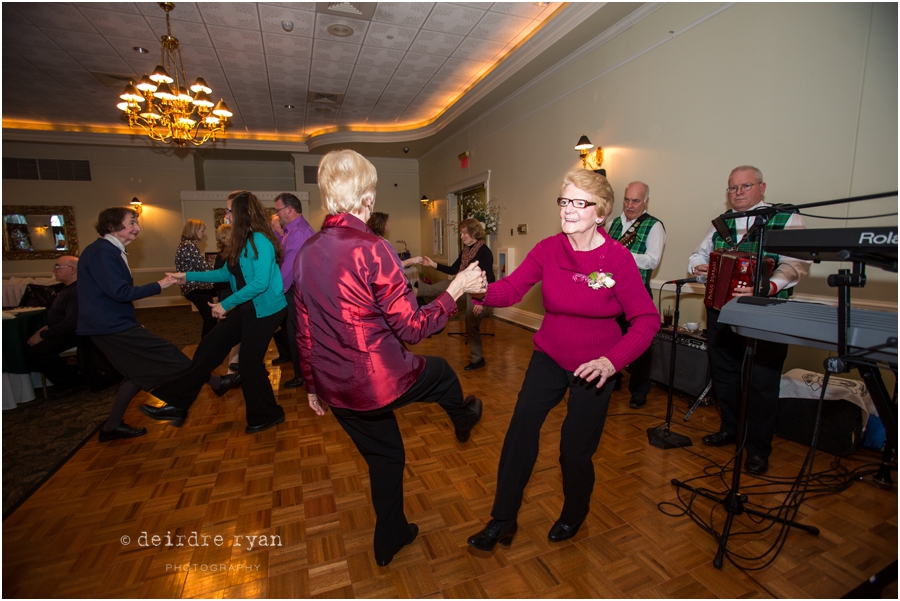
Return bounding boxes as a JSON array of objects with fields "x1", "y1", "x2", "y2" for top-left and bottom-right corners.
[{"x1": 704, "y1": 250, "x2": 774, "y2": 310}]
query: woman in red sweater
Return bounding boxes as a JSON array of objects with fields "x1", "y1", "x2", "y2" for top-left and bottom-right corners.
[{"x1": 468, "y1": 168, "x2": 660, "y2": 551}]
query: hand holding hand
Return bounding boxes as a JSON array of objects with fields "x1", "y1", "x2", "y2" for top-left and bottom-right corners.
[
  {"x1": 573, "y1": 356, "x2": 616, "y2": 388},
  {"x1": 166, "y1": 272, "x2": 187, "y2": 284},
  {"x1": 308, "y1": 393, "x2": 328, "y2": 416},
  {"x1": 422, "y1": 256, "x2": 438, "y2": 268},
  {"x1": 158, "y1": 274, "x2": 176, "y2": 289},
  {"x1": 459, "y1": 262, "x2": 487, "y2": 295},
  {"x1": 208, "y1": 302, "x2": 227, "y2": 319}
]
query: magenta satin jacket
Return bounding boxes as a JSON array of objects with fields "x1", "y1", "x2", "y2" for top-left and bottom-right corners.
[{"x1": 294, "y1": 213, "x2": 458, "y2": 410}]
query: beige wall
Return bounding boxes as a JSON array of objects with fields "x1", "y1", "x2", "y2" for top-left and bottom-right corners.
[{"x1": 419, "y1": 2, "x2": 897, "y2": 373}]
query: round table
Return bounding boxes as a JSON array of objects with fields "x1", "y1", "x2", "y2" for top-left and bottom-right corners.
[{"x1": 2, "y1": 309, "x2": 47, "y2": 409}]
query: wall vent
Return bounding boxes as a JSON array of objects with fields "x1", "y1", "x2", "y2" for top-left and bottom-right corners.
[
  {"x1": 303, "y1": 165, "x2": 318, "y2": 185},
  {"x1": 3, "y1": 158, "x2": 92, "y2": 181},
  {"x1": 308, "y1": 91, "x2": 344, "y2": 105}
]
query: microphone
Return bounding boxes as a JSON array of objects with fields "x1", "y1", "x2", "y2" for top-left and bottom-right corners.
[
  {"x1": 712, "y1": 217, "x2": 735, "y2": 249},
  {"x1": 665, "y1": 275, "x2": 707, "y2": 285}
]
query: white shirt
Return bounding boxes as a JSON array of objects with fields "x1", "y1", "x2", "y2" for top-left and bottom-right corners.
[
  {"x1": 103, "y1": 233, "x2": 129, "y2": 270},
  {"x1": 612, "y1": 211, "x2": 666, "y2": 271},
  {"x1": 687, "y1": 201, "x2": 809, "y2": 293}
]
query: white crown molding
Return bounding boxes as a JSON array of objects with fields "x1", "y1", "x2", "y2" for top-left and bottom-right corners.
[{"x1": 180, "y1": 191, "x2": 309, "y2": 201}]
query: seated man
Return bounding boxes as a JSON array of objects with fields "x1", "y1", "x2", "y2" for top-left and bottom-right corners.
[{"x1": 26, "y1": 255, "x2": 81, "y2": 398}]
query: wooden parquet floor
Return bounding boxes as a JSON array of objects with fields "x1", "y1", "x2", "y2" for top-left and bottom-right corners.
[{"x1": 3, "y1": 318, "x2": 896, "y2": 598}]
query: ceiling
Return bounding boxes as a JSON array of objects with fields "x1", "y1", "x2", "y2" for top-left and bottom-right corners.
[{"x1": 1, "y1": 2, "x2": 605, "y2": 150}]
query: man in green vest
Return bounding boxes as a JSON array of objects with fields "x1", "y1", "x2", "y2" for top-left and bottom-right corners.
[
  {"x1": 688, "y1": 166, "x2": 809, "y2": 475},
  {"x1": 608, "y1": 181, "x2": 665, "y2": 409}
]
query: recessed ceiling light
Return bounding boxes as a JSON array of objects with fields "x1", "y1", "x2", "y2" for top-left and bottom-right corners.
[
  {"x1": 282, "y1": 20, "x2": 294, "y2": 32},
  {"x1": 284, "y1": 104, "x2": 295, "y2": 109},
  {"x1": 327, "y1": 24, "x2": 354, "y2": 37},
  {"x1": 133, "y1": 46, "x2": 149, "y2": 54}
]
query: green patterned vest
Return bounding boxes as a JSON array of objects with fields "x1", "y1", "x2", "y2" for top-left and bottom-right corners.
[
  {"x1": 609, "y1": 212, "x2": 663, "y2": 293},
  {"x1": 711, "y1": 209, "x2": 792, "y2": 299}
]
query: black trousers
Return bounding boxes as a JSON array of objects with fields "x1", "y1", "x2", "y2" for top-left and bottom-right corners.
[
  {"x1": 330, "y1": 356, "x2": 472, "y2": 562},
  {"x1": 491, "y1": 350, "x2": 614, "y2": 524},
  {"x1": 185, "y1": 289, "x2": 218, "y2": 339},
  {"x1": 26, "y1": 333, "x2": 80, "y2": 388},
  {"x1": 153, "y1": 303, "x2": 286, "y2": 426},
  {"x1": 615, "y1": 312, "x2": 653, "y2": 400},
  {"x1": 272, "y1": 285, "x2": 302, "y2": 375},
  {"x1": 706, "y1": 308, "x2": 788, "y2": 458}
]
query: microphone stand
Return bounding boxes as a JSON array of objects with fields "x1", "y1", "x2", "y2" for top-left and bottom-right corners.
[{"x1": 648, "y1": 280, "x2": 693, "y2": 449}]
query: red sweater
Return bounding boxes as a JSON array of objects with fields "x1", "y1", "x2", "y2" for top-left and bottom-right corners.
[{"x1": 482, "y1": 230, "x2": 659, "y2": 372}]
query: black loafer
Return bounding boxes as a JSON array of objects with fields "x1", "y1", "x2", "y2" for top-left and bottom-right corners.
[
  {"x1": 467, "y1": 519, "x2": 517, "y2": 552},
  {"x1": 271, "y1": 356, "x2": 291, "y2": 365},
  {"x1": 284, "y1": 377, "x2": 304, "y2": 388},
  {"x1": 701, "y1": 431, "x2": 735, "y2": 447},
  {"x1": 139, "y1": 404, "x2": 187, "y2": 427},
  {"x1": 376, "y1": 523, "x2": 419, "y2": 566},
  {"x1": 245, "y1": 414, "x2": 285, "y2": 434},
  {"x1": 455, "y1": 395, "x2": 483, "y2": 443},
  {"x1": 628, "y1": 396, "x2": 646, "y2": 409},
  {"x1": 464, "y1": 358, "x2": 485, "y2": 371},
  {"x1": 98, "y1": 423, "x2": 147, "y2": 442},
  {"x1": 210, "y1": 373, "x2": 241, "y2": 397},
  {"x1": 548, "y1": 515, "x2": 586, "y2": 542},
  {"x1": 744, "y1": 454, "x2": 769, "y2": 475}
]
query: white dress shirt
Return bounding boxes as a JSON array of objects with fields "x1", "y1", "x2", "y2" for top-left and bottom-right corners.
[
  {"x1": 687, "y1": 201, "x2": 809, "y2": 293},
  {"x1": 613, "y1": 211, "x2": 666, "y2": 271}
]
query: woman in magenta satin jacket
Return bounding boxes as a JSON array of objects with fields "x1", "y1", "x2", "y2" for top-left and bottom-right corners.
[{"x1": 294, "y1": 149, "x2": 485, "y2": 567}]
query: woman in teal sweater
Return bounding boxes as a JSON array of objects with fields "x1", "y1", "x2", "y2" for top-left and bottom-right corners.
[{"x1": 143, "y1": 191, "x2": 288, "y2": 434}]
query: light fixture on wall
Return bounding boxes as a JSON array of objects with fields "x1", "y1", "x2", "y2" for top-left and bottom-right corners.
[
  {"x1": 116, "y1": 2, "x2": 232, "y2": 146},
  {"x1": 575, "y1": 134, "x2": 604, "y2": 171},
  {"x1": 130, "y1": 197, "x2": 143, "y2": 215},
  {"x1": 420, "y1": 195, "x2": 431, "y2": 208}
]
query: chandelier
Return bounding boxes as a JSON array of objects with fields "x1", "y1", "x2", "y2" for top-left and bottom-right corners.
[{"x1": 117, "y1": 2, "x2": 232, "y2": 146}]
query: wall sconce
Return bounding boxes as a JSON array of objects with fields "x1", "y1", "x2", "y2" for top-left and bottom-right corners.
[
  {"x1": 130, "y1": 196, "x2": 143, "y2": 215},
  {"x1": 575, "y1": 134, "x2": 603, "y2": 171},
  {"x1": 420, "y1": 194, "x2": 431, "y2": 208}
]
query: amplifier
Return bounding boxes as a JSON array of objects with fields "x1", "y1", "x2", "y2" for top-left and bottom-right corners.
[{"x1": 650, "y1": 330, "x2": 710, "y2": 397}]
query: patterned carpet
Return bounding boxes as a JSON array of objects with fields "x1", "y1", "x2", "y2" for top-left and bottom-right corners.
[{"x1": 1, "y1": 305, "x2": 203, "y2": 517}]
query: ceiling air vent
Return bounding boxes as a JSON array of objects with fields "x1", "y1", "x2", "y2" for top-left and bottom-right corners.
[
  {"x1": 3, "y1": 158, "x2": 92, "y2": 181},
  {"x1": 303, "y1": 166, "x2": 318, "y2": 185},
  {"x1": 317, "y1": 3, "x2": 375, "y2": 20},
  {"x1": 308, "y1": 92, "x2": 344, "y2": 106}
]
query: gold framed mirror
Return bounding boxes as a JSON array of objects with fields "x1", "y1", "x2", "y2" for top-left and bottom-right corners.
[{"x1": 2, "y1": 205, "x2": 79, "y2": 260}]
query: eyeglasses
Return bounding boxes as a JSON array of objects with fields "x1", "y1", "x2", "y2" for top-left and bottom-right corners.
[
  {"x1": 557, "y1": 197, "x2": 597, "y2": 209},
  {"x1": 727, "y1": 182, "x2": 761, "y2": 194},
  {"x1": 52, "y1": 265, "x2": 73, "y2": 270},
  {"x1": 225, "y1": 208, "x2": 232, "y2": 214},
  {"x1": 275, "y1": 206, "x2": 291, "y2": 214}
]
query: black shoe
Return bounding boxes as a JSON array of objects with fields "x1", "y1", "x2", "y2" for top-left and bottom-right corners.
[
  {"x1": 467, "y1": 519, "x2": 517, "y2": 552},
  {"x1": 245, "y1": 414, "x2": 285, "y2": 434},
  {"x1": 547, "y1": 515, "x2": 586, "y2": 542},
  {"x1": 628, "y1": 396, "x2": 646, "y2": 409},
  {"x1": 139, "y1": 404, "x2": 187, "y2": 427},
  {"x1": 228, "y1": 363, "x2": 240, "y2": 372},
  {"x1": 271, "y1": 356, "x2": 291, "y2": 365},
  {"x1": 464, "y1": 358, "x2": 485, "y2": 371},
  {"x1": 375, "y1": 523, "x2": 418, "y2": 566},
  {"x1": 701, "y1": 431, "x2": 735, "y2": 447},
  {"x1": 210, "y1": 373, "x2": 241, "y2": 397},
  {"x1": 284, "y1": 377, "x2": 304, "y2": 388},
  {"x1": 98, "y1": 423, "x2": 147, "y2": 442},
  {"x1": 744, "y1": 454, "x2": 769, "y2": 475},
  {"x1": 455, "y1": 395, "x2": 483, "y2": 443}
]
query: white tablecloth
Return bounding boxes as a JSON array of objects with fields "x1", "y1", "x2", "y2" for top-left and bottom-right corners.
[
  {"x1": 2, "y1": 372, "x2": 42, "y2": 410},
  {"x1": 2, "y1": 284, "x2": 27, "y2": 307}
]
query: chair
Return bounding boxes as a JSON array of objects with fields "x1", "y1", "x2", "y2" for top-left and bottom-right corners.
[{"x1": 39, "y1": 346, "x2": 78, "y2": 399}]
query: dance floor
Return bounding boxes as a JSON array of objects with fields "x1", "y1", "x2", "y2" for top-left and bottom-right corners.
[{"x1": 3, "y1": 317, "x2": 896, "y2": 598}]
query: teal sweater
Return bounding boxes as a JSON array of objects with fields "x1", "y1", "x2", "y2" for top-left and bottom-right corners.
[{"x1": 187, "y1": 232, "x2": 286, "y2": 318}]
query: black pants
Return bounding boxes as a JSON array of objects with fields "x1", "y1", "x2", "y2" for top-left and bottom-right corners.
[
  {"x1": 185, "y1": 289, "x2": 218, "y2": 339},
  {"x1": 26, "y1": 334, "x2": 80, "y2": 388},
  {"x1": 615, "y1": 313, "x2": 653, "y2": 400},
  {"x1": 153, "y1": 303, "x2": 286, "y2": 426},
  {"x1": 330, "y1": 356, "x2": 472, "y2": 562},
  {"x1": 491, "y1": 350, "x2": 614, "y2": 524},
  {"x1": 272, "y1": 285, "x2": 302, "y2": 375},
  {"x1": 706, "y1": 308, "x2": 788, "y2": 458}
]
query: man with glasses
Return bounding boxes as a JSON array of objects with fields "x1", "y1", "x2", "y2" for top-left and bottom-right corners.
[
  {"x1": 607, "y1": 181, "x2": 665, "y2": 409},
  {"x1": 688, "y1": 166, "x2": 808, "y2": 475},
  {"x1": 26, "y1": 255, "x2": 82, "y2": 398},
  {"x1": 270, "y1": 192, "x2": 315, "y2": 387}
]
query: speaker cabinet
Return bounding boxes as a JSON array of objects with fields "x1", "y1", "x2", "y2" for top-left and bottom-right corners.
[
  {"x1": 650, "y1": 330, "x2": 710, "y2": 397},
  {"x1": 775, "y1": 397, "x2": 863, "y2": 456}
]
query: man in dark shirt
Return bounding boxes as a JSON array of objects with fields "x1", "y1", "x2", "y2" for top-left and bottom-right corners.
[{"x1": 26, "y1": 255, "x2": 81, "y2": 398}]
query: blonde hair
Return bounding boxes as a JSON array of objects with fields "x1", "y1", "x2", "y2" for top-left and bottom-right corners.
[
  {"x1": 181, "y1": 219, "x2": 206, "y2": 241},
  {"x1": 215, "y1": 223, "x2": 232, "y2": 248},
  {"x1": 459, "y1": 217, "x2": 485, "y2": 241},
  {"x1": 318, "y1": 150, "x2": 378, "y2": 216},
  {"x1": 559, "y1": 168, "x2": 615, "y2": 218}
]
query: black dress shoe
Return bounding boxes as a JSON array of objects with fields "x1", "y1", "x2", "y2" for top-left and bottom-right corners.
[
  {"x1": 464, "y1": 358, "x2": 485, "y2": 371},
  {"x1": 628, "y1": 396, "x2": 646, "y2": 409},
  {"x1": 98, "y1": 423, "x2": 147, "y2": 442},
  {"x1": 455, "y1": 396, "x2": 483, "y2": 443},
  {"x1": 701, "y1": 431, "x2": 735, "y2": 447},
  {"x1": 271, "y1": 356, "x2": 291, "y2": 365},
  {"x1": 375, "y1": 523, "x2": 418, "y2": 566},
  {"x1": 548, "y1": 515, "x2": 586, "y2": 542},
  {"x1": 228, "y1": 363, "x2": 240, "y2": 372},
  {"x1": 245, "y1": 414, "x2": 285, "y2": 434},
  {"x1": 210, "y1": 373, "x2": 241, "y2": 397},
  {"x1": 744, "y1": 454, "x2": 769, "y2": 475},
  {"x1": 467, "y1": 519, "x2": 517, "y2": 551},
  {"x1": 284, "y1": 377, "x2": 304, "y2": 388},
  {"x1": 139, "y1": 404, "x2": 187, "y2": 427}
]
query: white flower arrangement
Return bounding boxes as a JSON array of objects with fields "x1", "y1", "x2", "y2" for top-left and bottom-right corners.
[{"x1": 464, "y1": 197, "x2": 503, "y2": 235}]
